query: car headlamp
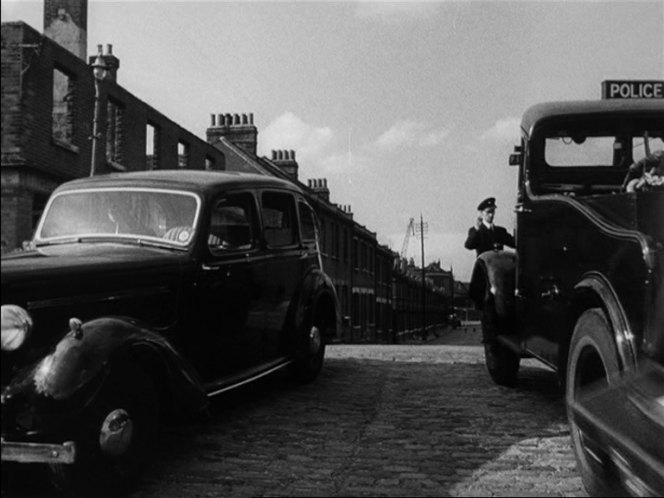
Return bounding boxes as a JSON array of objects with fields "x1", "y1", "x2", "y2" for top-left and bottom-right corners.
[{"x1": 1, "y1": 305, "x2": 33, "y2": 351}]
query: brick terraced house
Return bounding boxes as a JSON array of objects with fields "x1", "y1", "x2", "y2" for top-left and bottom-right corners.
[{"x1": 1, "y1": 0, "x2": 455, "y2": 342}]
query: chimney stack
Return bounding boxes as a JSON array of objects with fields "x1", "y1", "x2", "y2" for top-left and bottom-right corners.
[
  {"x1": 44, "y1": 0, "x2": 88, "y2": 60},
  {"x1": 270, "y1": 149, "x2": 298, "y2": 181},
  {"x1": 307, "y1": 178, "x2": 330, "y2": 203},
  {"x1": 206, "y1": 112, "x2": 258, "y2": 156}
]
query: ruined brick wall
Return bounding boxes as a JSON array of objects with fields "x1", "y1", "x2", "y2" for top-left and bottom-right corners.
[{"x1": 1, "y1": 22, "x2": 227, "y2": 252}]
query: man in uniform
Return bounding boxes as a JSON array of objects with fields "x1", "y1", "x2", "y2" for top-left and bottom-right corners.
[{"x1": 464, "y1": 197, "x2": 515, "y2": 257}]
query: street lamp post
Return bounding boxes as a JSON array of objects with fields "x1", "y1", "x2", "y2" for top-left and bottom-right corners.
[{"x1": 89, "y1": 51, "x2": 108, "y2": 177}]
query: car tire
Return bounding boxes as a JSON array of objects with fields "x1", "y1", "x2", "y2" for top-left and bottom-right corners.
[
  {"x1": 566, "y1": 307, "x2": 623, "y2": 497},
  {"x1": 49, "y1": 364, "x2": 159, "y2": 496},
  {"x1": 290, "y1": 319, "x2": 326, "y2": 383},
  {"x1": 482, "y1": 296, "x2": 519, "y2": 387}
]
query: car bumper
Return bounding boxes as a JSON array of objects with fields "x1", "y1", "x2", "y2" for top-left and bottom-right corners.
[{"x1": 1, "y1": 439, "x2": 76, "y2": 464}]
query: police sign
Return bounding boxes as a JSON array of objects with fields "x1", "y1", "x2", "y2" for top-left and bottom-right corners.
[{"x1": 602, "y1": 80, "x2": 664, "y2": 99}]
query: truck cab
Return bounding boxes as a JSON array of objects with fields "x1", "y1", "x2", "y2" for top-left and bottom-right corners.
[{"x1": 469, "y1": 94, "x2": 663, "y2": 495}]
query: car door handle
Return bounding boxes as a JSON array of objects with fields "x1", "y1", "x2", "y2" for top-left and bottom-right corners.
[
  {"x1": 541, "y1": 285, "x2": 561, "y2": 300},
  {"x1": 201, "y1": 264, "x2": 231, "y2": 276},
  {"x1": 514, "y1": 204, "x2": 532, "y2": 214}
]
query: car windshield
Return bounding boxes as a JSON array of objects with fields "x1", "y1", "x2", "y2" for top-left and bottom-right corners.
[{"x1": 35, "y1": 188, "x2": 201, "y2": 246}]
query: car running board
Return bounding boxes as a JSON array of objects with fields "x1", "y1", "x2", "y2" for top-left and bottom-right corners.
[{"x1": 204, "y1": 357, "x2": 293, "y2": 397}]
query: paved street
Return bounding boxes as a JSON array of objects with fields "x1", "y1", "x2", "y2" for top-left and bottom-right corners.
[{"x1": 3, "y1": 326, "x2": 587, "y2": 497}]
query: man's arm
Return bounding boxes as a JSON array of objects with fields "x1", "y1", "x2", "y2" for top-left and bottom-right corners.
[
  {"x1": 498, "y1": 226, "x2": 515, "y2": 248},
  {"x1": 464, "y1": 227, "x2": 479, "y2": 250}
]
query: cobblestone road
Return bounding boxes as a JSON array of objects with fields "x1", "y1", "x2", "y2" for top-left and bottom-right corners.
[{"x1": 3, "y1": 326, "x2": 587, "y2": 497}]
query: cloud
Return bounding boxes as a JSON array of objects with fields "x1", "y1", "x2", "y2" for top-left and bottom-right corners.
[
  {"x1": 260, "y1": 112, "x2": 334, "y2": 163},
  {"x1": 355, "y1": 2, "x2": 441, "y2": 23},
  {"x1": 371, "y1": 120, "x2": 450, "y2": 151},
  {"x1": 480, "y1": 117, "x2": 521, "y2": 143}
]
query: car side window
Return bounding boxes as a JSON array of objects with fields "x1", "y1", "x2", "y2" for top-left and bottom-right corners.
[
  {"x1": 208, "y1": 193, "x2": 257, "y2": 254},
  {"x1": 298, "y1": 200, "x2": 317, "y2": 242},
  {"x1": 261, "y1": 192, "x2": 297, "y2": 248}
]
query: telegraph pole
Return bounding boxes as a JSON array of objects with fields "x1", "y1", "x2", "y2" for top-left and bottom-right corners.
[{"x1": 415, "y1": 214, "x2": 428, "y2": 340}]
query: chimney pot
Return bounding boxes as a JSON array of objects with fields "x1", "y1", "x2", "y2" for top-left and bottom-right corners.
[
  {"x1": 233, "y1": 114, "x2": 240, "y2": 125},
  {"x1": 249, "y1": 113, "x2": 254, "y2": 124},
  {"x1": 107, "y1": 44, "x2": 113, "y2": 55},
  {"x1": 242, "y1": 114, "x2": 247, "y2": 125},
  {"x1": 97, "y1": 44, "x2": 103, "y2": 55},
  {"x1": 225, "y1": 113, "x2": 232, "y2": 126},
  {"x1": 290, "y1": 150, "x2": 295, "y2": 160},
  {"x1": 211, "y1": 114, "x2": 216, "y2": 126}
]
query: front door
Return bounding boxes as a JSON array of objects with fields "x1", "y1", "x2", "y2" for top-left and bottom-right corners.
[{"x1": 195, "y1": 191, "x2": 264, "y2": 380}]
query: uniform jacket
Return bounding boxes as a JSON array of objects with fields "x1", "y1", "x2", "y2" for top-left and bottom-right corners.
[{"x1": 464, "y1": 224, "x2": 515, "y2": 257}]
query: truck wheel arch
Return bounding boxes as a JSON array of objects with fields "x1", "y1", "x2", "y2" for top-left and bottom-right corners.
[
  {"x1": 562, "y1": 272, "x2": 637, "y2": 383},
  {"x1": 469, "y1": 251, "x2": 516, "y2": 317}
]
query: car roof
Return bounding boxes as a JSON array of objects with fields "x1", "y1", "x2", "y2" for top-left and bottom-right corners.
[
  {"x1": 521, "y1": 99, "x2": 664, "y2": 137},
  {"x1": 55, "y1": 170, "x2": 301, "y2": 196}
]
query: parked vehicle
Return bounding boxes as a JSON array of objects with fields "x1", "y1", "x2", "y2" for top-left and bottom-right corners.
[
  {"x1": 447, "y1": 311, "x2": 461, "y2": 329},
  {"x1": 468, "y1": 96, "x2": 663, "y2": 495},
  {"x1": 1, "y1": 170, "x2": 340, "y2": 493}
]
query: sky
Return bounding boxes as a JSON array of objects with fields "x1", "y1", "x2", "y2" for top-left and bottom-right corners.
[{"x1": 3, "y1": 0, "x2": 664, "y2": 281}]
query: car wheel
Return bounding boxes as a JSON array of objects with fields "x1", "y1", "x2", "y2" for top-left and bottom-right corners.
[
  {"x1": 290, "y1": 320, "x2": 326, "y2": 383},
  {"x1": 49, "y1": 364, "x2": 159, "y2": 495},
  {"x1": 482, "y1": 296, "x2": 519, "y2": 387},
  {"x1": 566, "y1": 307, "x2": 623, "y2": 497}
]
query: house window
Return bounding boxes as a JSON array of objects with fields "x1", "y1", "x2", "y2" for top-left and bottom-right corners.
[
  {"x1": 333, "y1": 223, "x2": 340, "y2": 259},
  {"x1": 178, "y1": 141, "x2": 190, "y2": 169},
  {"x1": 353, "y1": 238, "x2": 358, "y2": 270},
  {"x1": 146, "y1": 122, "x2": 160, "y2": 170},
  {"x1": 106, "y1": 98, "x2": 124, "y2": 164},
  {"x1": 52, "y1": 68, "x2": 76, "y2": 145},
  {"x1": 343, "y1": 228, "x2": 348, "y2": 262}
]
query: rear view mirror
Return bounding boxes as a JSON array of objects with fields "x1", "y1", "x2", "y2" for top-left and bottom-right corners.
[{"x1": 509, "y1": 144, "x2": 523, "y2": 166}]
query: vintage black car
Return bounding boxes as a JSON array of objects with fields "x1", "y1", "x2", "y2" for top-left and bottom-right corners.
[
  {"x1": 469, "y1": 98, "x2": 663, "y2": 495},
  {"x1": 1, "y1": 170, "x2": 340, "y2": 493}
]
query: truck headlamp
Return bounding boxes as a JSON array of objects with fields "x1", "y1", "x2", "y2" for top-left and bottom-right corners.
[{"x1": 1, "y1": 305, "x2": 33, "y2": 351}]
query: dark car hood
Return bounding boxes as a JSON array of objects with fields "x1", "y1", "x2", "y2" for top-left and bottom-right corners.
[
  {"x1": 1, "y1": 242, "x2": 188, "y2": 287},
  {"x1": 1, "y1": 242, "x2": 190, "y2": 362}
]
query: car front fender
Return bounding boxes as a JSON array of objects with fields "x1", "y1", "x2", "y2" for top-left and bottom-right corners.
[
  {"x1": 3, "y1": 317, "x2": 208, "y2": 420},
  {"x1": 469, "y1": 250, "x2": 516, "y2": 317}
]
